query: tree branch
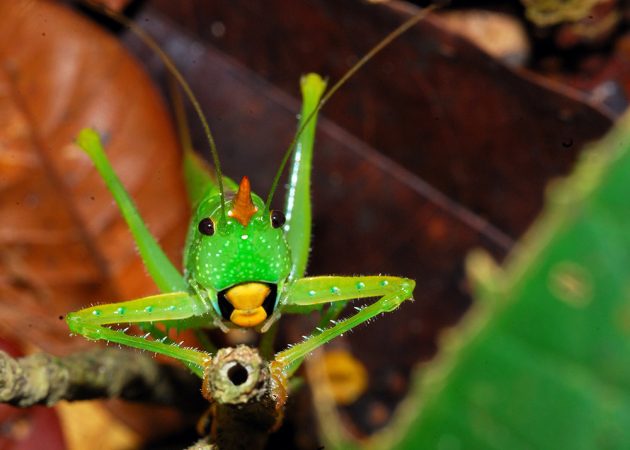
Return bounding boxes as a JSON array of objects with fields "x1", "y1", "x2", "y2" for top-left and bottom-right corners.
[
  {"x1": 192, "y1": 345, "x2": 285, "y2": 450},
  {"x1": 0, "y1": 348, "x2": 205, "y2": 410},
  {"x1": 0, "y1": 345, "x2": 286, "y2": 450}
]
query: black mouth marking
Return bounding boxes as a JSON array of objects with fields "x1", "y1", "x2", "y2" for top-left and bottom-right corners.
[{"x1": 217, "y1": 282, "x2": 278, "y2": 322}]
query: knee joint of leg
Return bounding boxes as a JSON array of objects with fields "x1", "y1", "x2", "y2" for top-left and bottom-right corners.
[{"x1": 381, "y1": 296, "x2": 401, "y2": 312}]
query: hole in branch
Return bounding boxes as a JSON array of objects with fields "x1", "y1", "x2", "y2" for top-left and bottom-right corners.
[{"x1": 227, "y1": 362, "x2": 248, "y2": 386}]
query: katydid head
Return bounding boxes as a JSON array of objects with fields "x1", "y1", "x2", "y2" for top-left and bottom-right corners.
[{"x1": 186, "y1": 177, "x2": 291, "y2": 329}]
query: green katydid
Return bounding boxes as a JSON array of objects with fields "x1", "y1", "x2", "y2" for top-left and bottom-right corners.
[{"x1": 66, "y1": 5, "x2": 435, "y2": 395}]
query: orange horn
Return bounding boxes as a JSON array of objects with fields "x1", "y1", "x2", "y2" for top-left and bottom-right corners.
[{"x1": 230, "y1": 176, "x2": 258, "y2": 226}]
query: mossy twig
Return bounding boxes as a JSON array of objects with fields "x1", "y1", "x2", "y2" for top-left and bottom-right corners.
[
  {"x1": 0, "y1": 348, "x2": 204, "y2": 410},
  {"x1": 0, "y1": 345, "x2": 285, "y2": 449}
]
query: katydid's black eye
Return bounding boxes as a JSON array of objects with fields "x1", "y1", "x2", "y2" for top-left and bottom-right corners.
[
  {"x1": 198, "y1": 218, "x2": 215, "y2": 236},
  {"x1": 270, "y1": 210, "x2": 286, "y2": 228}
]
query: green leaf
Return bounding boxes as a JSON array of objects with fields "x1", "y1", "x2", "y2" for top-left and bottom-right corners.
[{"x1": 370, "y1": 114, "x2": 630, "y2": 449}]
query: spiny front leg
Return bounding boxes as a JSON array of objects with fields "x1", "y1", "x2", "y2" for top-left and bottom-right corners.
[
  {"x1": 274, "y1": 276, "x2": 415, "y2": 373},
  {"x1": 66, "y1": 292, "x2": 210, "y2": 375}
]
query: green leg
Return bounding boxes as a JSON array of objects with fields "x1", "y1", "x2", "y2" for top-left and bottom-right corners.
[
  {"x1": 280, "y1": 301, "x2": 348, "y2": 377},
  {"x1": 66, "y1": 292, "x2": 210, "y2": 375},
  {"x1": 283, "y1": 74, "x2": 327, "y2": 281},
  {"x1": 275, "y1": 276, "x2": 415, "y2": 374},
  {"x1": 76, "y1": 129, "x2": 187, "y2": 293},
  {"x1": 318, "y1": 301, "x2": 347, "y2": 328}
]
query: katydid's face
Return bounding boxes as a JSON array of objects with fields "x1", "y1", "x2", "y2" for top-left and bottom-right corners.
[{"x1": 185, "y1": 187, "x2": 291, "y2": 328}]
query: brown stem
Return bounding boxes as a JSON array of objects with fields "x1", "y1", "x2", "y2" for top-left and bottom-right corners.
[
  {"x1": 195, "y1": 345, "x2": 285, "y2": 450},
  {"x1": 0, "y1": 348, "x2": 204, "y2": 410}
]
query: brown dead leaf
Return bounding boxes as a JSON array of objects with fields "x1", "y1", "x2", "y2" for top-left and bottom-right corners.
[
  {"x1": 0, "y1": 0, "x2": 191, "y2": 443},
  {"x1": 0, "y1": 0, "x2": 188, "y2": 353}
]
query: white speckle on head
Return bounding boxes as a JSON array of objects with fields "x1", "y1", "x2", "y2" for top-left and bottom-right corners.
[{"x1": 241, "y1": 234, "x2": 249, "y2": 240}]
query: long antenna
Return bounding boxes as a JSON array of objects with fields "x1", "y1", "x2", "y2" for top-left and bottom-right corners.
[
  {"x1": 82, "y1": 1, "x2": 228, "y2": 219},
  {"x1": 265, "y1": 3, "x2": 442, "y2": 210}
]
